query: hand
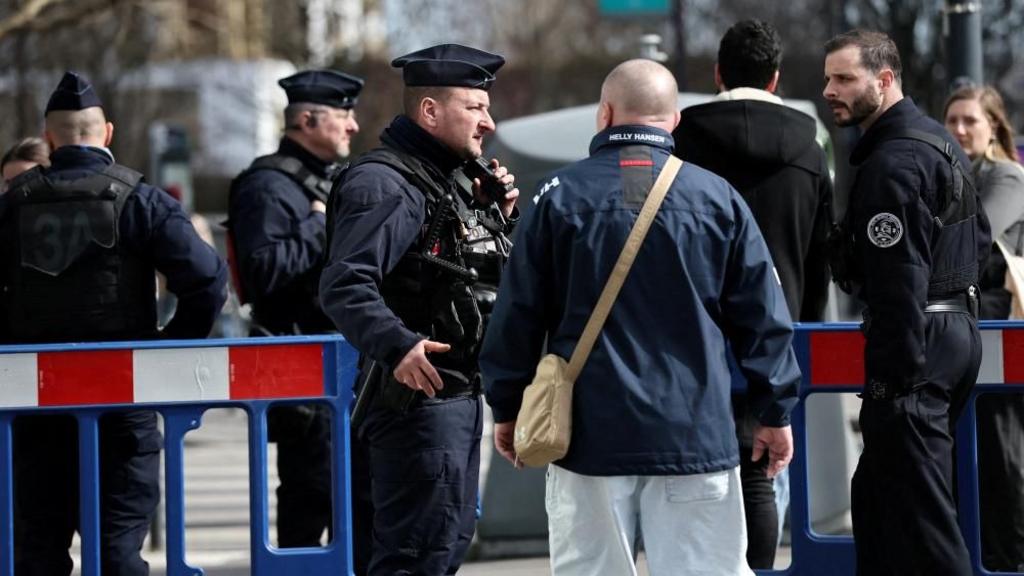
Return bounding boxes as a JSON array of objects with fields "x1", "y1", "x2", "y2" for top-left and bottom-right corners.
[
  {"x1": 751, "y1": 424, "x2": 793, "y2": 479},
  {"x1": 493, "y1": 421, "x2": 523, "y2": 468},
  {"x1": 472, "y1": 158, "x2": 519, "y2": 218},
  {"x1": 311, "y1": 199, "x2": 327, "y2": 214},
  {"x1": 392, "y1": 339, "x2": 450, "y2": 398}
]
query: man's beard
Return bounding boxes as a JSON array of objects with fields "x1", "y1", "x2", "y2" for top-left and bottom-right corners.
[{"x1": 835, "y1": 88, "x2": 882, "y2": 128}]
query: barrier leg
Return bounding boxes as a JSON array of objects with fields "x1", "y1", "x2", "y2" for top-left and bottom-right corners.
[
  {"x1": 0, "y1": 414, "x2": 12, "y2": 576},
  {"x1": 248, "y1": 402, "x2": 273, "y2": 571},
  {"x1": 78, "y1": 412, "x2": 101, "y2": 576},
  {"x1": 163, "y1": 407, "x2": 207, "y2": 576}
]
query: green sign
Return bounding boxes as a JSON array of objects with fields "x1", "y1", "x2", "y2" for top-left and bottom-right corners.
[{"x1": 599, "y1": 0, "x2": 670, "y2": 14}]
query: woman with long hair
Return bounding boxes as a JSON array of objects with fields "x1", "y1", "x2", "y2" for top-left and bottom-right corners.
[{"x1": 944, "y1": 84, "x2": 1024, "y2": 572}]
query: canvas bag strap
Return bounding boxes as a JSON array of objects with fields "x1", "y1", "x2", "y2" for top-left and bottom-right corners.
[{"x1": 565, "y1": 154, "x2": 683, "y2": 382}]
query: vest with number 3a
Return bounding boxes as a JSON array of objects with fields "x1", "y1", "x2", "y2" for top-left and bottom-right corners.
[{"x1": 3, "y1": 164, "x2": 157, "y2": 343}]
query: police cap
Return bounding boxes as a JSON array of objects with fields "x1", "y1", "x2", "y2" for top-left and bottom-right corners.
[
  {"x1": 278, "y1": 70, "x2": 364, "y2": 110},
  {"x1": 45, "y1": 71, "x2": 103, "y2": 115},
  {"x1": 391, "y1": 44, "x2": 505, "y2": 91}
]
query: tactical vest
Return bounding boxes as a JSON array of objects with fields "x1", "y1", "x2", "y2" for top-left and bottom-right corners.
[
  {"x1": 328, "y1": 146, "x2": 511, "y2": 367},
  {"x1": 226, "y1": 153, "x2": 334, "y2": 315},
  {"x1": 831, "y1": 129, "x2": 981, "y2": 297},
  {"x1": 2, "y1": 165, "x2": 156, "y2": 343}
]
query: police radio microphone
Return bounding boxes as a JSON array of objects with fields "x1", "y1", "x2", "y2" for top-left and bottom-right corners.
[{"x1": 463, "y1": 157, "x2": 513, "y2": 205}]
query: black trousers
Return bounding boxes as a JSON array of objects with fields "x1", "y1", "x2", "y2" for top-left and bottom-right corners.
[
  {"x1": 268, "y1": 404, "x2": 332, "y2": 548},
  {"x1": 351, "y1": 396, "x2": 482, "y2": 576},
  {"x1": 13, "y1": 412, "x2": 161, "y2": 576},
  {"x1": 852, "y1": 312, "x2": 979, "y2": 576},
  {"x1": 732, "y1": 398, "x2": 778, "y2": 569}
]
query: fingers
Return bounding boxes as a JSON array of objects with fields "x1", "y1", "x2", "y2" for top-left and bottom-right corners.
[
  {"x1": 750, "y1": 441, "x2": 765, "y2": 465},
  {"x1": 393, "y1": 339, "x2": 451, "y2": 398},
  {"x1": 423, "y1": 340, "x2": 452, "y2": 353},
  {"x1": 493, "y1": 422, "x2": 521, "y2": 468}
]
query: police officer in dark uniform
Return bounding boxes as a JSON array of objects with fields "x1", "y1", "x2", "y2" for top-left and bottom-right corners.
[
  {"x1": 823, "y1": 31, "x2": 990, "y2": 575},
  {"x1": 319, "y1": 44, "x2": 518, "y2": 575},
  {"x1": 227, "y1": 69, "x2": 362, "y2": 548},
  {"x1": 2, "y1": 71, "x2": 227, "y2": 576}
]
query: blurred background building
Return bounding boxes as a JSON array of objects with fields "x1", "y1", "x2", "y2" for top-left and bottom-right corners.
[{"x1": 2, "y1": 0, "x2": 1022, "y2": 212}]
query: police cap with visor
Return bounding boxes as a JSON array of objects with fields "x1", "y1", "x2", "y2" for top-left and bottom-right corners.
[
  {"x1": 279, "y1": 70, "x2": 364, "y2": 110},
  {"x1": 45, "y1": 71, "x2": 103, "y2": 115},
  {"x1": 392, "y1": 44, "x2": 505, "y2": 90}
]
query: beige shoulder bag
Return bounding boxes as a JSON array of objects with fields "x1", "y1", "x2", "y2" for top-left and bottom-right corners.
[{"x1": 513, "y1": 155, "x2": 684, "y2": 467}]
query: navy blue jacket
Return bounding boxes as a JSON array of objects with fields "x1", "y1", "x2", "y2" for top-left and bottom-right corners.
[
  {"x1": 11, "y1": 146, "x2": 227, "y2": 339},
  {"x1": 847, "y1": 98, "x2": 990, "y2": 388},
  {"x1": 229, "y1": 138, "x2": 333, "y2": 333},
  {"x1": 480, "y1": 125, "x2": 800, "y2": 476}
]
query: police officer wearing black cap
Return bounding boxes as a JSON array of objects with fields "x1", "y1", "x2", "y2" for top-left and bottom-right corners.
[
  {"x1": 319, "y1": 44, "x2": 518, "y2": 575},
  {"x1": 2, "y1": 71, "x2": 227, "y2": 575},
  {"x1": 226, "y1": 69, "x2": 362, "y2": 548},
  {"x1": 823, "y1": 31, "x2": 989, "y2": 575}
]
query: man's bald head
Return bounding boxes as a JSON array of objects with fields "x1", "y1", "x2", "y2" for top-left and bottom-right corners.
[
  {"x1": 44, "y1": 107, "x2": 112, "y2": 149},
  {"x1": 597, "y1": 59, "x2": 680, "y2": 132}
]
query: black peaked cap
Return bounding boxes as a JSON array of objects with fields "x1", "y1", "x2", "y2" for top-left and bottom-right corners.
[
  {"x1": 278, "y1": 70, "x2": 365, "y2": 109},
  {"x1": 391, "y1": 44, "x2": 505, "y2": 90}
]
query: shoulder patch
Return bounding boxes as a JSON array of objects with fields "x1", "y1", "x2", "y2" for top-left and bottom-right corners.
[{"x1": 866, "y1": 212, "x2": 903, "y2": 248}]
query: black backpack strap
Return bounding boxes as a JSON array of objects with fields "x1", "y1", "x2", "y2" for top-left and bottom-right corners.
[
  {"x1": 884, "y1": 129, "x2": 970, "y2": 225},
  {"x1": 248, "y1": 154, "x2": 333, "y2": 203}
]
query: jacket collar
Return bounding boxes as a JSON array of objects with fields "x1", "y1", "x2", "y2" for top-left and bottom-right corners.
[
  {"x1": 850, "y1": 97, "x2": 922, "y2": 166},
  {"x1": 278, "y1": 136, "x2": 334, "y2": 179},
  {"x1": 589, "y1": 125, "x2": 675, "y2": 156},
  {"x1": 381, "y1": 114, "x2": 464, "y2": 176},
  {"x1": 714, "y1": 87, "x2": 783, "y2": 105},
  {"x1": 50, "y1": 145, "x2": 115, "y2": 169}
]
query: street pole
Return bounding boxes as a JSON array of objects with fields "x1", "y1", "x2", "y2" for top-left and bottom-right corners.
[
  {"x1": 672, "y1": 0, "x2": 686, "y2": 90},
  {"x1": 945, "y1": 0, "x2": 983, "y2": 88}
]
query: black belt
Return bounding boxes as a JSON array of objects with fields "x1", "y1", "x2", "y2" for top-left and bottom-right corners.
[
  {"x1": 924, "y1": 298, "x2": 969, "y2": 313},
  {"x1": 924, "y1": 287, "x2": 978, "y2": 317},
  {"x1": 421, "y1": 373, "x2": 482, "y2": 403}
]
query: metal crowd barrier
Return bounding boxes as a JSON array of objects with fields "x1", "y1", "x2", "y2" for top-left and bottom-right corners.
[
  {"x1": 777, "y1": 321, "x2": 1024, "y2": 576},
  {"x1": 0, "y1": 335, "x2": 358, "y2": 576}
]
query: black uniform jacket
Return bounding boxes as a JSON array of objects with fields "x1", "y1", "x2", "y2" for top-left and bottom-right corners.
[
  {"x1": 1, "y1": 145, "x2": 227, "y2": 340},
  {"x1": 319, "y1": 117, "x2": 465, "y2": 368},
  {"x1": 229, "y1": 138, "x2": 333, "y2": 333},
  {"x1": 847, "y1": 98, "x2": 990, "y2": 388},
  {"x1": 675, "y1": 98, "x2": 833, "y2": 321}
]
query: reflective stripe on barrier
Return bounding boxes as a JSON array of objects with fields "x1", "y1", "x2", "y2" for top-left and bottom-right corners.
[
  {"x1": 770, "y1": 322, "x2": 1024, "y2": 576},
  {"x1": 0, "y1": 335, "x2": 359, "y2": 576}
]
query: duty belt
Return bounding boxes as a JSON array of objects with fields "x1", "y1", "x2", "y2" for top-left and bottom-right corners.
[{"x1": 924, "y1": 286, "x2": 979, "y2": 317}]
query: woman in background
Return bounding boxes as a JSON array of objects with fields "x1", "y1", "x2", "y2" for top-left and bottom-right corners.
[
  {"x1": 944, "y1": 84, "x2": 1024, "y2": 572},
  {"x1": 1, "y1": 137, "x2": 51, "y2": 190}
]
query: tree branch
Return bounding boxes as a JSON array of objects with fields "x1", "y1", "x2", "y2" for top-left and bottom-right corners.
[{"x1": 0, "y1": 0, "x2": 65, "y2": 41}]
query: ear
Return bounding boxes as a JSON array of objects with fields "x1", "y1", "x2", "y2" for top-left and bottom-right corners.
[
  {"x1": 878, "y1": 69, "x2": 895, "y2": 91},
  {"x1": 104, "y1": 122, "x2": 114, "y2": 147},
  {"x1": 714, "y1": 64, "x2": 725, "y2": 92},
  {"x1": 765, "y1": 70, "x2": 780, "y2": 94},
  {"x1": 596, "y1": 101, "x2": 613, "y2": 132},
  {"x1": 420, "y1": 97, "x2": 439, "y2": 128},
  {"x1": 672, "y1": 109, "x2": 681, "y2": 130},
  {"x1": 43, "y1": 129, "x2": 56, "y2": 152}
]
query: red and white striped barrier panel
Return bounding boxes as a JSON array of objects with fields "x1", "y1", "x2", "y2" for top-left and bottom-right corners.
[
  {"x1": 808, "y1": 329, "x2": 1024, "y2": 387},
  {"x1": 0, "y1": 343, "x2": 326, "y2": 409}
]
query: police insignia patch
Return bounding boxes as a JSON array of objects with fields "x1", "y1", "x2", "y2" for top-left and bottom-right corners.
[{"x1": 866, "y1": 212, "x2": 903, "y2": 248}]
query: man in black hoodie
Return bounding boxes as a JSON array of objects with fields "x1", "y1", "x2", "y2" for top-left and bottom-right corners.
[{"x1": 673, "y1": 19, "x2": 834, "y2": 569}]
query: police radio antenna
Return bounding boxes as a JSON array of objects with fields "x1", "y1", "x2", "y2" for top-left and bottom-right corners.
[{"x1": 639, "y1": 34, "x2": 669, "y2": 63}]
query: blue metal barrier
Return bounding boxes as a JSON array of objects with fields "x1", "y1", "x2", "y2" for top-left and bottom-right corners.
[
  {"x1": 0, "y1": 335, "x2": 359, "y2": 576},
  {"x1": 767, "y1": 322, "x2": 1024, "y2": 576}
]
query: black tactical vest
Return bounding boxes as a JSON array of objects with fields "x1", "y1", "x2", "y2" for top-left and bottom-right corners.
[
  {"x1": 328, "y1": 146, "x2": 512, "y2": 367},
  {"x1": 226, "y1": 153, "x2": 336, "y2": 331},
  {"x1": 2, "y1": 165, "x2": 157, "y2": 343},
  {"x1": 832, "y1": 130, "x2": 981, "y2": 297}
]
